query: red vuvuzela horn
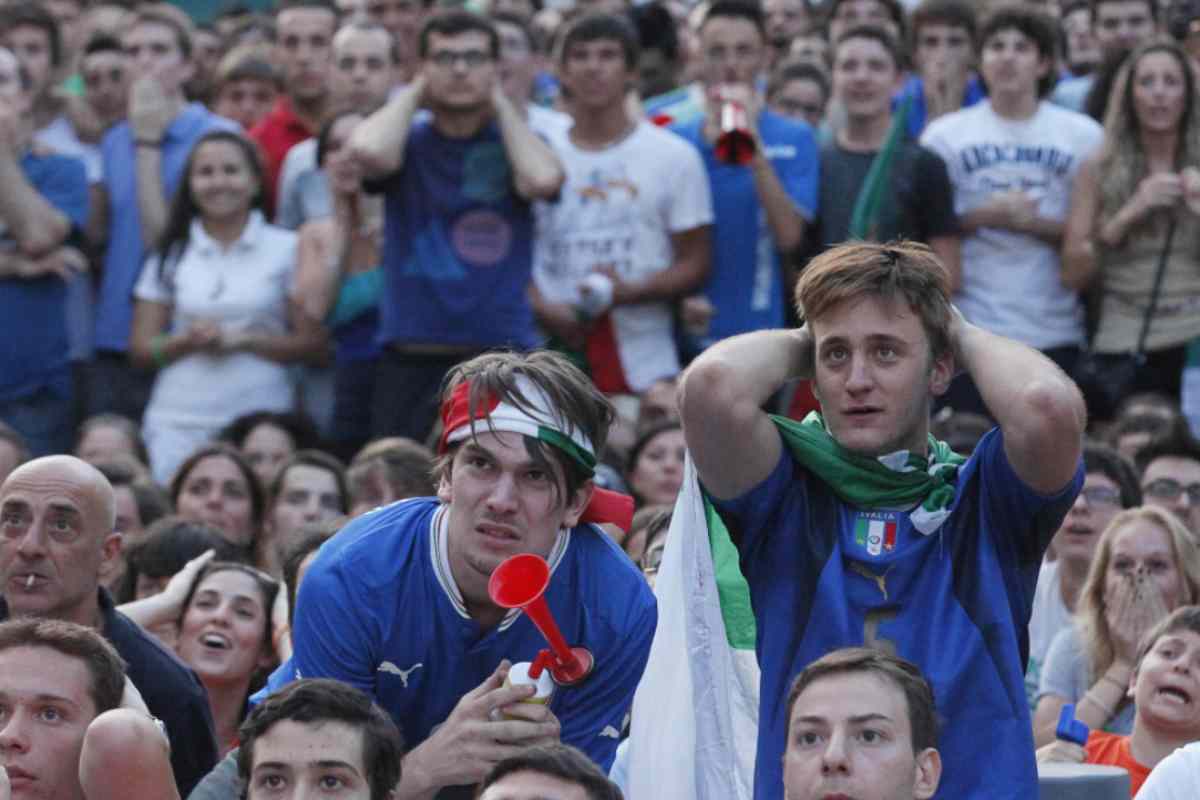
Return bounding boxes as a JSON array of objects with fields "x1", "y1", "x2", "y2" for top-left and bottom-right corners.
[
  {"x1": 489, "y1": 553, "x2": 594, "y2": 686},
  {"x1": 715, "y1": 100, "x2": 756, "y2": 165}
]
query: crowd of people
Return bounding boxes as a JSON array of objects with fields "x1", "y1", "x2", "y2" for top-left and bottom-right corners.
[{"x1": 0, "y1": 0, "x2": 1199, "y2": 798}]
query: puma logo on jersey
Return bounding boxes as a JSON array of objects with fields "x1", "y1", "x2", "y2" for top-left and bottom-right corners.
[
  {"x1": 848, "y1": 562, "x2": 893, "y2": 601},
  {"x1": 378, "y1": 661, "x2": 423, "y2": 687},
  {"x1": 600, "y1": 725, "x2": 621, "y2": 739}
]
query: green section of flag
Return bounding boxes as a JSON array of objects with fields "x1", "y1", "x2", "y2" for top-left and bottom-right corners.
[
  {"x1": 854, "y1": 518, "x2": 868, "y2": 548},
  {"x1": 704, "y1": 498, "x2": 758, "y2": 651}
]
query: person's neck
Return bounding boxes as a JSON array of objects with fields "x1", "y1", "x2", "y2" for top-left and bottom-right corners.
[
  {"x1": 203, "y1": 677, "x2": 250, "y2": 754},
  {"x1": 1129, "y1": 716, "x2": 1194, "y2": 771},
  {"x1": 201, "y1": 210, "x2": 251, "y2": 247},
  {"x1": 989, "y1": 90, "x2": 1039, "y2": 121},
  {"x1": 31, "y1": 91, "x2": 64, "y2": 132},
  {"x1": 838, "y1": 110, "x2": 892, "y2": 153},
  {"x1": 61, "y1": 593, "x2": 105, "y2": 631},
  {"x1": 289, "y1": 93, "x2": 328, "y2": 133},
  {"x1": 569, "y1": 103, "x2": 635, "y2": 150},
  {"x1": 1057, "y1": 556, "x2": 1090, "y2": 613},
  {"x1": 1140, "y1": 128, "x2": 1179, "y2": 172},
  {"x1": 433, "y1": 106, "x2": 491, "y2": 139}
]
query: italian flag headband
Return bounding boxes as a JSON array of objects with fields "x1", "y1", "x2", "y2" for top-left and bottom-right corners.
[{"x1": 439, "y1": 377, "x2": 635, "y2": 532}]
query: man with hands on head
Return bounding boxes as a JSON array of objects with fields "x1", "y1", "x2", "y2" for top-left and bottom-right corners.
[
  {"x1": 679, "y1": 240, "x2": 1086, "y2": 799},
  {"x1": 348, "y1": 10, "x2": 564, "y2": 445}
]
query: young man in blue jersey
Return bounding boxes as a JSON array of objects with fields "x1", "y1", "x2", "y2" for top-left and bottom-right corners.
[
  {"x1": 283, "y1": 350, "x2": 656, "y2": 799},
  {"x1": 679, "y1": 240, "x2": 1086, "y2": 799}
]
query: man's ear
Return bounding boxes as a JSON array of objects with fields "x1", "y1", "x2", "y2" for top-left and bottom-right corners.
[
  {"x1": 929, "y1": 349, "x2": 955, "y2": 398},
  {"x1": 913, "y1": 747, "x2": 942, "y2": 800},
  {"x1": 100, "y1": 532, "x2": 122, "y2": 567},
  {"x1": 437, "y1": 471, "x2": 453, "y2": 505},
  {"x1": 561, "y1": 479, "x2": 595, "y2": 529}
]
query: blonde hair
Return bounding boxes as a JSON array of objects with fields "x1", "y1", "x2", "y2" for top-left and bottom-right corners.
[
  {"x1": 794, "y1": 240, "x2": 953, "y2": 359},
  {"x1": 1076, "y1": 505, "x2": 1200, "y2": 682}
]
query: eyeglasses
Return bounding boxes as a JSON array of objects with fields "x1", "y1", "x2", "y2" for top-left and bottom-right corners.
[
  {"x1": 1078, "y1": 486, "x2": 1122, "y2": 507},
  {"x1": 1143, "y1": 478, "x2": 1200, "y2": 506},
  {"x1": 428, "y1": 49, "x2": 492, "y2": 69},
  {"x1": 772, "y1": 99, "x2": 825, "y2": 119}
]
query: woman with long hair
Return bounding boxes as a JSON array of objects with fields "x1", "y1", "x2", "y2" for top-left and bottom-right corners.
[
  {"x1": 1034, "y1": 505, "x2": 1200, "y2": 745},
  {"x1": 129, "y1": 129, "x2": 326, "y2": 484},
  {"x1": 1063, "y1": 39, "x2": 1200, "y2": 416},
  {"x1": 169, "y1": 443, "x2": 265, "y2": 560}
]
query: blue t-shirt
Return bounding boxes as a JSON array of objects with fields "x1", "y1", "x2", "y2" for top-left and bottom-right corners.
[
  {"x1": 895, "y1": 75, "x2": 987, "y2": 139},
  {"x1": 672, "y1": 110, "x2": 818, "y2": 348},
  {"x1": 94, "y1": 103, "x2": 237, "y2": 352},
  {"x1": 0, "y1": 151, "x2": 89, "y2": 401},
  {"x1": 374, "y1": 120, "x2": 538, "y2": 350},
  {"x1": 282, "y1": 497, "x2": 657, "y2": 773},
  {"x1": 712, "y1": 429, "x2": 1082, "y2": 800}
]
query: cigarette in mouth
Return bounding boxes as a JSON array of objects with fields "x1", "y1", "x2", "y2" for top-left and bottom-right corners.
[{"x1": 25, "y1": 574, "x2": 34, "y2": 589}]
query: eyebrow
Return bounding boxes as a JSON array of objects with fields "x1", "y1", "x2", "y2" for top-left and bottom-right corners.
[
  {"x1": 0, "y1": 691, "x2": 82, "y2": 711},
  {"x1": 253, "y1": 760, "x2": 362, "y2": 772},
  {"x1": 795, "y1": 712, "x2": 894, "y2": 725}
]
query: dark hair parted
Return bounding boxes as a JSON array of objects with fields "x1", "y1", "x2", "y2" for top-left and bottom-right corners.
[
  {"x1": 785, "y1": 647, "x2": 940, "y2": 754},
  {"x1": 238, "y1": 678, "x2": 403, "y2": 800},
  {"x1": 418, "y1": 10, "x2": 499, "y2": 59},
  {"x1": 701, "y1": 0, "x2": 766, "y2": 37},
  {"x1": 475, "y1": 743, "x2": 624, "y2": 800},
  {"x1": 560, "y1": 13, "x2": 640, "y2": 69},
  {"x1": 0, "y1": 618, "x2": 126, "y2": 717},
  {"x1": 910, "y1": 0, "x2": 977, "y2": 46},
  {"x1": 835, "y1": 23, "x2": 904, "y2": 71},
  {"x1": 437, "y1": 351, "x2": 615, "y2": 505},
  {"x1": 978, "y1": 5, "x2": 1058, "y2": 98},
  {"x1": 795, "y1": 240, "x2": 954, "y2": 360},
  {"x1": 268, "y1": 450, "x2": 349, "y2": 515},
  {"x1": 1082, "y1": 441, "x2": 1142, "y2": 509},
  {"x1": 0, "y1": 4, "x2": 62, "y2": 67},
  {"x1": 169, "y1": 443, "x2": 266, "y2": 533},
  {"x1": 155, "y1": 130, "x2": 266, "y2": 284}
]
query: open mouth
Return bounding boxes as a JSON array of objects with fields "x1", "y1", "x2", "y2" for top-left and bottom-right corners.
[
  {"x1": 477, "y1": 524, "x2": 519, "y2": 544},
  {"x1": 1157, "y1": 686, "x2": 1193, "y2": 705},
  {"x1": 12, "y1": 572, "x2": 44, "y2": 590},
  {"x1": 200, "y1": 632, "x2": 232, "y2": 651}
]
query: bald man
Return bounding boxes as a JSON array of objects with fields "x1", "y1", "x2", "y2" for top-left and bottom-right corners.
[{"x1": 0, "y1": 456, "x2": 218, "y2": 797}]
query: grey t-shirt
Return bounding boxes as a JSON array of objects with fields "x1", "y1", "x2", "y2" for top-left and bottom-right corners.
[
  {"x1": 187, "y1": 751, "x2": 240, "y2": 800},
  {"x1": 1038, "y1": 624, "x2": 1135, "y2": 734}
]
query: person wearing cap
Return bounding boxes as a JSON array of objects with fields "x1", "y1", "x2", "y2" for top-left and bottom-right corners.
[{"x1": 257, "y1": 350, "x2": 656, "y2": 799}]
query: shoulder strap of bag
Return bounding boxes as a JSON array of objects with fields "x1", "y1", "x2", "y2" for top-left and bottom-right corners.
[{"x1": 1133, "y1": 216, "x2": 1177, "y2": 361}]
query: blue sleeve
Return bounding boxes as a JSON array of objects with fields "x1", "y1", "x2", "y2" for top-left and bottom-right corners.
[
  {"x1": 708, "y1": 449, "x2": 796, "y2": 560},
  {"x1": 554, "y1": 596, "x2": 657, "y2": 770},
  {"x1": 771, "y1": 120, "x2": 820, "y2": 220},
  {"x1": 30, "y1": 156, "x2": 89, "y2": 231},
  {"x1": 973, "y1": 428, "x2": 1083, "y2": 568},
  {"x1": 290, "y1": 543, "x2": 383, "y2": 699}
]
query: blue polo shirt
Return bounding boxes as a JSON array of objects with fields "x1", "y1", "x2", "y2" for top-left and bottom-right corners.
[
  {"x1": 0, "y1": 151, "x2": 88, "y2": 401},
  {"x1": 672, "y1": 110, "x2": 818, "y2": 348},
  {"x1": 94, "y1": 103, "x2": 236, "y2": 352}
]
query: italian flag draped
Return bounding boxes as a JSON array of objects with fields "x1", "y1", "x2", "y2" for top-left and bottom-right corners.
[{"x1": 626, "y1": 455, "x2": 759, "y2": 800}]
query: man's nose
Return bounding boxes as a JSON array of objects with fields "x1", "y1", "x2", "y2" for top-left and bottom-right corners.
[
  {"x1": 486, "y1": 473, "x2": 519, "y2": 511},
  {"x1": 845, "y1": 356, "x2": 872, "y2": 392},
  {"x1": 0, "y1": 711, "x2": 30, "y2": 753},
  {"x1": 820, "y1": 730, "x2": 851, "y2": 775}
]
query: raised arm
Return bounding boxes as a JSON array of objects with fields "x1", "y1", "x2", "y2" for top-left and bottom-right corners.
[
  {"x1": 491, "y1": 86, "x2": 563, "y2": 200},
  {"x1": 348, "y1": 76, "x2": 425, "y2": 180},
  {"x1": 678, "y1": 328, "x2": 811, "y2": 499},
  {"x1": 127, "y1": 77, "x2": 177, "y2": 250},
  {"x1": 0, "y1": 101, "x2": 72, "y2": 256},
  {"x1": 1061, "y1": 156, "x2": 1101, "y2": 291},
  {"x1": 952, "y1": 311, "x2": 1085, "y2": 494}
]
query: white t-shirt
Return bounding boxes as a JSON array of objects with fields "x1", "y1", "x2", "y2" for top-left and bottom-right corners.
[
  {"x1": 1135, "y1": 741, "x2": 1200, "y2": 799},
  {"x1": 1027, "y1": 560, "x2": 1074, "y2": 709},
  {"x1": 533, "y1": 120, "x2": 713, "y2": 391},
  {"x1": 134, "y1": 210, "x2": 298, "y2": 426},
  {"x1": 921, "y1": 101, "x2": 1103, "y2": 349},
  {"x1": 36, "y1": 115, "x2": 101, "y2": 183}
]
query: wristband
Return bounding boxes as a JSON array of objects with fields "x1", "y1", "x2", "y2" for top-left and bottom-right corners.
[
  {"x1": 150, "y1": 334, "x2": 168, "y2": 369},
  {"x1": 135, "y1": 138, "x2": 162, "y2": 149}
]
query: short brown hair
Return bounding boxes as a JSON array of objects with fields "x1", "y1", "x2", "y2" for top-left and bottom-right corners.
[
  {"x1": 794, "y1": 241, "x2": 953, "y2": 359},
  {"x1": 1135, "y1": 605, "x2": 1200, "y2": 670},
  {"x1": 437, "y1": 351, "x2": 615, "y2": 504},
  {"x1": 0, "y1": 618, "x2": 126, "y2": 716},
  {"x1": 349, "y1": 437, "x2": 435, "y2": 504},
  {"x1": 785, "y1": 647, "x2": 939, "y2": 753},
  {"x1": 476, "y1": 743, "x2": 623, "y2": 800}
]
